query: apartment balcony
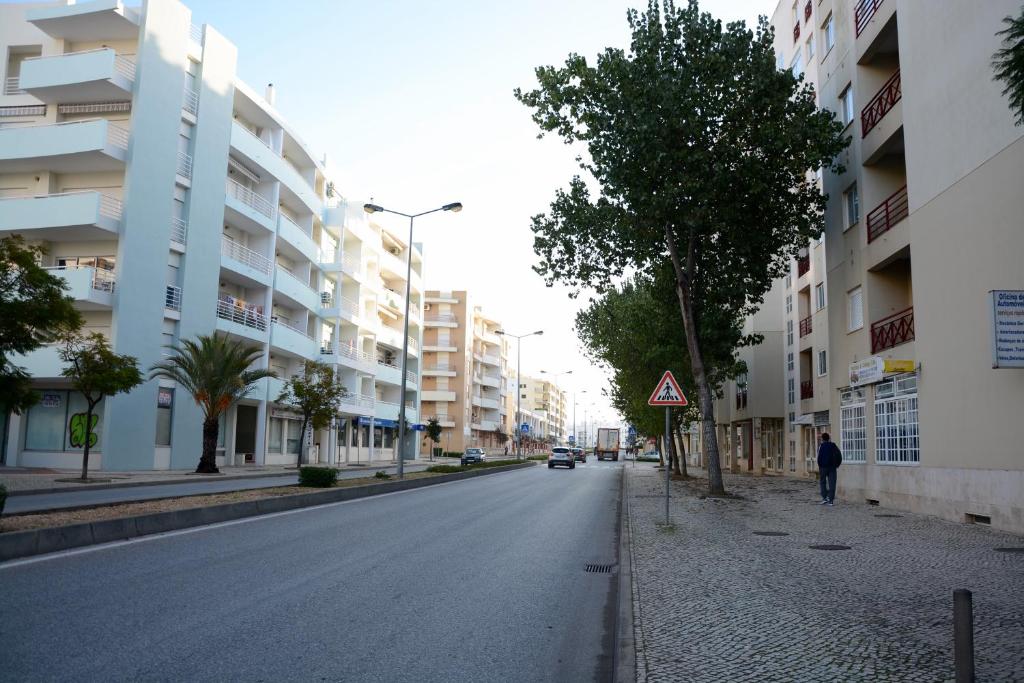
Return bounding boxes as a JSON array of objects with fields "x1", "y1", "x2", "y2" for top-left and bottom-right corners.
[
  {"x1": 472, "y1": 420, "x2": 500, "y2": 432},
  {"x1": 422, "y1": 343, "x2": 457, "y2": 353},
  {"x1": 796, "y1": 255, "x2": 810, "y2": 278},
  {"x1": 479, "y1": 374, "x2": 501, "y2": 389},
  {"x1": 376, "y1": 362, "x2": 403, "y2": 386},
  {"x1": 221, "y1": 237, "x2": 272, "y2": 287},
  {"x1": 339, "y1": 392, "x2": 375, "y2": 416},
  {"x1": 0, "y1": 191, "x2": 121, "y2": 240},
  {"x1": 270, "y1": 318, "x2": 317, "y2": 358},
  {"x1": 26, "y1": 1, "x2": 140, "y2": 41},
  {"x1": 230, "y1": 120, "x2": 321, "y2": 215},
  {"x1": 19, "y1": 49, "x2": 134, "y2": 104},
  {"x1": 792, "y1": 22, "x2": 800, "y2": 42},
  {"x1": 799, "y1": 315, "x2": 812, "y2": 338},
  {"x1": 800, "y1": 380, "x2": 814, "y2": 400},
  {"x1": 866, "y1": 185, "x2": 909, "y2": 243},
  {"x1": 182, "y1": 85, "x2": 199, "y2": 118},
  {"x1": 472, "y1": 396, "x2": 501, "y2": 411},
  {"x1": 479, "y1": 331, "x2": 501, "y2": 346},
  {"x1": 277, "y1": 214, "x2": 318, "y2": 264},
  {"x1": 423, "y1": 391, "x2": 456, "y2": 403},
  {"x1": 274, "y1": 266, "x2": 320, "y2": 313},
  {"x1": 861, "y1": 71, "x2": 903, "y2": 165},
  {"x1": 871, "y1": 307, "x2": 914, "y2": 354},
  {"x1": 0, "y1": 119, "x2": 128, "y2": 172},
  {"x1": 377, "y1": 324, "x2": 405, "y2": 350},
  {"x1": 164, "y1": 285, "x2": 181, "y2": 312},
  {"x1": 44, "y1": 266, "x2": 115, "y2": 309},
  {"x1": 379, "y1": 288, "x2": 405, "y2": 314},
  {"x1": 170, "y1": 216, "x2": 187, "y2": 246},
  {"x1": 854, "y1": 0, "x2": 897, "y2": 65},
  {"x1": 215, "y1": 299, "x2": 267, "y2": 343},
  {"x1": 320, "y1": 250, "x2": 363, "y2": 280},
  {"x1": 422, "y1": 364, "x2": 457, "y2": 377},
  {"x1": 224, "y1": 178, "x2": 276, "y2": 232},
  {"x1": 480, "y1": 353, "x2": 500, "y2": 367},
  {"x1": 424, "y1": 313, "x2": 458, "y2": 327},
  {"x1": 374, "y1": 401, "x2": 400, "y2": 422},
  {"x1": 319, "y1": 292, "x2": 358, "y2": 321}
]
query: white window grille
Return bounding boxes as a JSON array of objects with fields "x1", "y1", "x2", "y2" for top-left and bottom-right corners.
[
  {"x1": 839, "y1": 388, "x2": 866, "y2": 462},
  {"x1": 787, "y1": 352, "x2": 794, "y2": 372},
  {"x1": 58, "y1": 102, "x2": 130, "y2": 114},
  {"x1": 789, "y1": 441, "x2": 796, "y2": 471},
  {"x1": 785, "y1": 294, "x2": 793, "y2": 314},
  {"x1": 787, "y1": 378, "x2": 795, "y2": 405},
  {"x1": 874, "y1": 373, "x2": 919, "y2": 464},
  {"x1": 786, "y1": 319, "x2": 794, "y2": 346},
  {"x1": 848, "y1": 286, "x2": 863, "y2": 331},
  {"x1": 788, "y1": 411, "x2": 796, "y2": 433}
]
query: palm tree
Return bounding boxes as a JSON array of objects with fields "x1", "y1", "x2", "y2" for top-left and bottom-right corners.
[
  {"x1": 149, "y1": 334, "x2": 274, "y2": 473},
  {"x1": 994, "y1": 8, "x2": 1024, "y2": 125}
]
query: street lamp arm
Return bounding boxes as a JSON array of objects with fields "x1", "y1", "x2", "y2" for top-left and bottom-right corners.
[{"x1": 362, "y1": 203, "x2": 462, "y2": 219}]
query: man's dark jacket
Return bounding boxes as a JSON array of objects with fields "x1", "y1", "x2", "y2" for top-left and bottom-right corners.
[{"x1": 817, "y1": 441, "x2": 842, "y2": 470}]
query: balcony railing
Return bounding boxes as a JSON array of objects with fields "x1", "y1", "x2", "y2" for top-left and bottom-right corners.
[
  {"x1": 321, "y1": 293, "x2": 358, "y2": 315},
  {"x1": 4, "y1": 76, "x2": 24, "y2": 95},
  {"x1": 44, "y1": 265, "x2": 116, "y2": 293},
  {"x1": 797, "y1": 255, "x2": 810, "y2": 277},
  {"x1": 280, "y1": 213, "x2": 312, "y2": 237},
  {"x1": 854, "y1": 0, "x2": 883, "y2": 37},
  {"x1": 424, "y1": 364, "x2": 454, "y2": 372},
  {"x1": 341, "y1": 393, "x2": 375, "y2": 410},
  {"x1": 182, "y1": 87, "x2": 198, "y2": 116},
  {"x1": 114, "y1": 54, "x2": 136, "y2": 81},
  {"x1": 216, "y1": 299, "x2": 267, "y2": 332},
  {"x1": 165, "y1": 285, "x2": 181, "y2": 311},
  {"x1": 866, "y1": 185, "x2": 908, "y2": 243},
  {"x1": 225, "y1": 178, "x2": 275, "y2": 220},
  {"x1": 800, "y1": 380, "x2": 814, "y2": 400},
  {"x1": 861, "y1": 70, "x2": 901, "y2": 138},
  {"x1": 272, "y1": 316, "x2": 313, "y2": 339},
  {"x1": 871, "y1": 307, "x2": 914, "y2": 353},
  {"x1": 336, "y1": 341, "x2": 376, "y2": 365},
  {"x1": 277, "y1": 265, "x2": 317, "y2": 293},
  {"x1": 170, "y1": 216, "x2": 187, "y2": 244},
  {"x1": 236, "y1": 121, "x2": 274, "y2": 153},
  {"x1": 425, "y1": 314, "x2": 457, "y2": 324},
  {"x1": 804, "y1": 0, "x2": 812, "y2": 21},
  {"x1": 106, "y1": 123, "x2": 129, "y2": 150},
  {"x1": 189, "y1": 23, "x2": 203, "y2": 44},
  {"x1": 97, "y1": 193, "x2": 123, "y2": 220},
  {"x1": 406, "y1": 370, "x2": 417, "y2": 384},
  {"x1": 177, "y1": 151, "x2": 192, "y2": 178},
  {"x1": 221, "y1": 236, "x2": 272, "y2": 275},
  {"x1": 799, "y1": 315, "x2": 812, "y2": 338},
  {"x1": 793, "y1": 22, "x2": 800, "y2": 42}
]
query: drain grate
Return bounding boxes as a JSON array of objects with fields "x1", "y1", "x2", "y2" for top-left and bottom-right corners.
[
  {"x1": 809, "y1": 544, "x2": 851, "y2": 551},
  {"x1": 875, "y1": 514, "x2": 902, "y2": 518},
  {"x1": 994, "y1": 547, "x2": 1024, "y2": 554},
  {"x1": 753, "y1": 531, "x2": 790, "y2": 537},
  {"x1": 585, "y1": 563, "x2": 614, "y2": 573}
]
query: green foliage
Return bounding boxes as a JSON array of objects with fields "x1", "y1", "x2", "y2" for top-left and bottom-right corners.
[
  {"x1": 442, "y1": 451, "x2": 464, "y2": 458},
  {"x1": 426, "y1": 459, "x2": 521, "y2": 474},
  {"x1": 426, "y1": 464, "x2": 464, "y2": 473},
  {"x1": 515, "y1": 0, "x2": 848, "y2": 494},
  {"x1": 374, "y1": 470, "x2": 391, "y2": 480},
  {"x1": 149, "y1": 333, "x2": 274, "y2": 473},
  {"x1": 276, "y1": 360, "x2": 346, "y2": 466},
  {"x1": 425, "y1": 417, "x2": 443, "y2": 445},
  {"x1": 298, "y1": 466, "x2": 338, "y2": 488},
  {"x1": 527, "y1": 454, "x2": 550, "y2": 461},
  {"x1": 993, "y1": 8, "x2": 1024, "y2": 125},
  {"x1": 0, "y1": 236, "x2": 82, "y2": 414}
]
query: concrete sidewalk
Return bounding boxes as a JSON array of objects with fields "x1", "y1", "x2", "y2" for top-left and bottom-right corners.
[{"x1": 625, "y1": 465, "x2": 1024, "y2": 682}]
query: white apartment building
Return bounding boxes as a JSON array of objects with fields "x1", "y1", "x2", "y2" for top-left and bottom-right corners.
[
  {"x1": 519, "y1": 375, "x2": 568, "y2": 444},
  {"x1": 0, "y1": 0, "x2": 423, "y2": 471}
]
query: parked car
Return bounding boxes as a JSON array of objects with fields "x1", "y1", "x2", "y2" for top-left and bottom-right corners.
[
  {"x1": 548, "y1": 446, "x2": 575, "y2": 469},
  {"x1": 461, "y1": 448, "x2": 487, "y2": 466},
  {"x1": 571, "y1": 447, "x2": 586, "y2": 463}
]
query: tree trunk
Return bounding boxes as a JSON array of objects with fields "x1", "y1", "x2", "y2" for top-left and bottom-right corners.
[
  {"x1": 80, "y1": 403, "x2": 94, "y2": 480},
  {"x1": 657, "y1": 436, "x2": 665, "y2": 467},
  {"x1": 664, "y1": 228, "x2": 726, "y2": 495},
  {"x1": 198, "y1": 416, "x2": 220, "y2": 473},
  {"x1": 298, "y1": 417, "x2": 309, "y2": 467},
  {"x1": 668, "y1": 431, "x2": 681, "y2": 476},
  {"x1": 676, "y1": 424, "x2": 689, "y2": 478}
]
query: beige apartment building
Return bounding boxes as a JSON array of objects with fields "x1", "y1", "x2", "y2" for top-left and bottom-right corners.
[
  {"x1": 519, "y1": 375, "x2": 569, "y2": 444},
  {"x1": 766, "y1": 0, "x2": 1024, "y2": 533},
  {"x1": 420, "y1": 291, "x2": 511, "y2": 454}
]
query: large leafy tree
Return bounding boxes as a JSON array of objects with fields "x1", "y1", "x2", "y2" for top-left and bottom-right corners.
[
  {"x1": 149, "y1": 334, "x2": 274, "y2": 473},
  {"x1": 425, "y1": 417, "x2": 443, "y2": 459},
  {"x1": 993, "y1": 7, "x2": 1024, "y2": 125},
  {"x1": 276, "y1": 360, "x2": 346, "y2": 467},
  {"x1": 60, "y1": 333, "x2": 143, "y2": 480},
  {"x1": 515, "y1": 0, "x2": 846, "y2": 494},
  {"x1": 0, "y1": 236, "x2": 82, "y2": 414}
]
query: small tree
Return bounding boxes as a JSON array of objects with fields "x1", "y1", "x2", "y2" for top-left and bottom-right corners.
[
  {"x1": 993, "y1": 8, "x2": 1024, "y2": 125},
  {"x1": 277, "y1": 360, "x2": 346, "y2": 466},
  {"x1": 1, "y1": 236, "x2": 82, "y2": 414},
  {"x1": 426, "y1": 417, "x2": 443, "y2": 458},
  {"x1": 149, "y1": 334, "x2": 274, "y2": 473},
  {"x1": 60, "y1": 333, "x2": 143, "y2": 480}
]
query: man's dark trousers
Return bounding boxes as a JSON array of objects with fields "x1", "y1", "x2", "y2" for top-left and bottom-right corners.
[{"x1": 819, "y1": 467, "x2": 837, "y2": 502}]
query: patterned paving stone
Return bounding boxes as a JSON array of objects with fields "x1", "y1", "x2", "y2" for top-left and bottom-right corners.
[{"x1": 626, "y1": 466, "x2": 1024, "y2": 683}]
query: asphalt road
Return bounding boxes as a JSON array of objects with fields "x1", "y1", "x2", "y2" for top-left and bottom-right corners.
[
  {"x1": 0, "y1": 460, "x2": 623, "y2": 682},
  {"x1": 5, "y1": 464, "x2": 431, "y2": 514}
]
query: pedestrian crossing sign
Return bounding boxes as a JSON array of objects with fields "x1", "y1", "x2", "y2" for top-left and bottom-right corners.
[{"x1": 648, "y1": 371, "x2": 688, "y2": 406}]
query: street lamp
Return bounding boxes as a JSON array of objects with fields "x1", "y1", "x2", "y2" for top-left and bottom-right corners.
[
  {"x1": 362, "y1": 200, "x2": 462, "y2": 479},
  {"x1": 496, "y1": 329, "x2": 543, "y2": 460},
  {"x1": 540, "y1": 369, "x2": 572, "y2": 444}
]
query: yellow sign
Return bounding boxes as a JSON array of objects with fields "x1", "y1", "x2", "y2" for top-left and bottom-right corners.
[
  {"x1": 883, "y1": 359, "x2": 915, "y2": 374},
  {"x1": 850, "y1": 357, "x2": 915, "y2": 387}
]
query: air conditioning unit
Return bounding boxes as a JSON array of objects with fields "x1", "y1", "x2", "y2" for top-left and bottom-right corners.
[{"x1": 424, "y1": 303, "x2": 432, "y2": 311}]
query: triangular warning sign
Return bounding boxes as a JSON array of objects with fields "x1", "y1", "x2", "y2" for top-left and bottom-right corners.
[{"x1": 648, "y1": 371, "x2": 688, "y2": 406}]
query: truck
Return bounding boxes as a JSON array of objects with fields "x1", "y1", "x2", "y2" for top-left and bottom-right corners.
[{"x1": 595, "y1": 428, "x2": 620, "y2": 461}]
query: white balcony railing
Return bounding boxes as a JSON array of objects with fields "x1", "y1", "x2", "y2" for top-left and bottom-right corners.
[
  {"x1": 406, "y1": 370, "x2": 417, "y2": 384},
  {"x1": 182, "y1": 87, "x2": 198, "y2": 116},
  {"x1": 221, "y1": 236, "x2": 272, "y2": 275},
  {"x1": 176, "y1": 151, "x2": 192, "y2": 178},
  {"x1": 425, "y1": 314, "x2": 457, "y2": 324},
  {"x1": 280, "y1": 212, "x2": 312, "y2": 237},
  {"x1": 272, "y1": 316, "x2": 313, "y2": 339},
  {"x1": 170, "y1": 216, "x2": 187, "y2": 244},
  {"x1": 106, "y1": 123, "x2": 129, "y2": 150},
  {"x1": 277, "y1": 265, "x2": 317, "y2": 293},
  {"x1": 165, "y1": 285, "x2": 181, "y2": 311},
  {"x1": 236, "y1": 121, "x2": 274, "y2": 152},
  {"x1": 98, "y1": 193, "x2": 123, "y2": 220},
  {"x1": 114, "y1": 55, "x2": 136, "y2": 81},
  {"x1": 340, "y1": 393, "x2": 375, "y2": 410},
  {"x1": 225, "y1": 178, "x2": 275, "y2": 220},
  {"x1": 189, "y1": 23, "x2": 203, "y2": 44},
  {"x1": 4, "y1": 77, "x2": 24, "y2": 95},
  {"x1": 44, "y1": 265, "x2": 116, "y2": 293},
  {"x1": 337, "y1": 341, "x2": 376, "y2": 365},
  {"x1": 216, "y1": 299, "x2": 267, "y2": 332}
]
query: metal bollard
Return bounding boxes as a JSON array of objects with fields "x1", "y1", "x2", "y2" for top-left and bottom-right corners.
[{"x1": 953, "y1": 589, "x2": 975, "y2": 683}]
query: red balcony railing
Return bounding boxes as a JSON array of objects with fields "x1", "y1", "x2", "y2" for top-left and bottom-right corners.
[
  {"x1": 799, "y1": 315, "x2": 812, "y2": 338},
  {"x1": 871, "y1": 307, "x2": 914, "y2": 353},
  {"x1": 793, "y1": 22, "x2": 800, "y2": 42},
  {"x1": 855, "y1": 0, "x2": 883, "y2": 37},
  {"x1": 804, "y1": 0, "x2": 812, "y2": 21},
  {"x1": 797, "y1": 255, "x2": 810, "y2": 277},
  {"x1": 866, "y1": 185, "x2": 909, "y2": 243},
  {"x1": 861, "y1": 70, "x2": 901, "y2": 137},
  {"x1": 800, "y1": 380, "x2": 814, "y2": 400}
]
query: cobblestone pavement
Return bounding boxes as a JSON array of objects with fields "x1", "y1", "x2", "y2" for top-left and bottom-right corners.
[{"x1": 626, "y1": 464, "x2": 1024, "y2": 682}]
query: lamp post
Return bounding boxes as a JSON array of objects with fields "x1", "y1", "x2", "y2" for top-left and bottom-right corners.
[
  {"x1": 363, "y1": 201, "x2": 462, "y2": 478},
  {"x1": 496, "y1": 329, "x2": 543, "y2": 460},
  {"x1": 541, "y1": 369, "x2": 572, "y2": 443}
]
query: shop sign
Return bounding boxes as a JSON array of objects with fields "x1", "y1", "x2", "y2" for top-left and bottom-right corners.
[
  {"x1": 271, "y1": 408, "x2": 301, "y2": 419},
  {"x1": 157, "y1": 387, "x2": 174, "y2": 408},
  {"x1": 990, "y1": 290, "x2": 1024, "y2": 368},
  {"x1": 41, "y1": 393, "x2": 62, "y2": 408},
  {"x1": 849, "y1": 357, "x2": 914, "y2": 387}
]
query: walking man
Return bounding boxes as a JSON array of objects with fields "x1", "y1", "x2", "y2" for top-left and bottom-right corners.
[{"x1": 817, "y1": 432, "x2": 842, "y2": 506}]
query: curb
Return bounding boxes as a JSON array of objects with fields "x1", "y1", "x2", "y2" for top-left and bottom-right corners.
[
  {"x1": 615, "y1": 465, "x2": 637, "y2": 683},
  {"x1": 0, "y1": 463, "x2": 534, "y2": 562}
]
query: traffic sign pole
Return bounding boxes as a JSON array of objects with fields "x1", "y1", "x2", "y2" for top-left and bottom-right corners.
[{"x1": 665, "y1": 406, "x2": 671, "y2": 526}]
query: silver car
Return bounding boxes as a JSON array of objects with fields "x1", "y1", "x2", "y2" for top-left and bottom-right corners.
[
  {"x1": 547, "y1": 446, "x2": 575, "y2": 469},
  {"x1": 461, "y1": 448, "x2": 486, "y2": 465}
]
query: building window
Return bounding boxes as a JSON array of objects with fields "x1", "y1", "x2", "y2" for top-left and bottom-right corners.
[
  {"x1": 815, "y1": 282, "x2": 826, "y2": 311},
  {"x1": 824, "y1": 13, "x2": 835, "y2": 53},
  {"x1": 787, "y1": 378, "x2": 795, "y2": 405},
  {"x1": 840, "y1": 85, "x2": 855, "y2": 126},
  {"x1": 875, "y1": 373, "x2": 920, "y2": 464},
  {"x1": 785, "y1": 294, "x2": 793, "y2": 314},
  {"x1": 790, "y1": 52, "x2": 803, "y2": 78},
  {"x1": 839, "y1": 388, "x2": 866, "y2": 462},
  {"x1": 848, "y1": 286, "x2": 864, "y2": 331},
  {"x1": 844, "y1": 182, "x2": 860, "y2": 228},
  {"x1": 23, "y1": 390, "x2": 105, "y2": 452},
  {"x1": 156, "y1": 388, "x2": 174, "y2": 446},
  {"x1": 787, "y1": 352, "x2": 795, "y2": 372},
  {"x1": 788, "y1": 411, "x2": 796, "y2": 433},
  {"x1": 776, "y1": 53, "x2": 785, "y2": 71},
  {"x1": 786, "y1": 319, "x2": 794, "y2": 346},
  {"x1": 789, "y1": 440, "x2": 796, "y2": 471},
  {"x1": 817, "y1": 349, "x2": 828, "y2": 376},
  {"x1": 806, "y1": 34, "x2": 815, "y2": 61}
]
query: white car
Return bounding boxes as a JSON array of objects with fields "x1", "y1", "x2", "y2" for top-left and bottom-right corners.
[{"x1": 548, "y1": 446, "x2": 575, "y2": 469}]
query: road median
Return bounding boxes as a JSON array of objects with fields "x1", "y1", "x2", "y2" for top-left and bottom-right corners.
[{"x1": 0, "y1": 462, "x2": 534, "y2": 562}]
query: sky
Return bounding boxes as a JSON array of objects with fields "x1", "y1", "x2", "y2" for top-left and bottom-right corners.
[{"x1": 184, "y1": 0, "x2": 771, "y2": 431}]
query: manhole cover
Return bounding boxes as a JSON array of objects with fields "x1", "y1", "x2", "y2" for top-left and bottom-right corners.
[
  {"x1": 994, "y1": 547, "x2": 1024, "y2": 553},
  {"x1": 585, "y1": 563, "x2": 614, "y2": 573},
  {"x1": 753, "y1": 531, "x2": 790, "y2": 537},
  {"x1": 875, "y1": 514, "x2": 903, "y2": 518},
  {"x1": 809, "y1": 544, "x2": 851, "y2": 551}
]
